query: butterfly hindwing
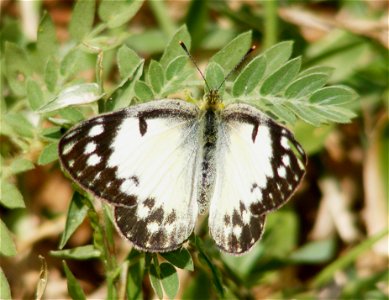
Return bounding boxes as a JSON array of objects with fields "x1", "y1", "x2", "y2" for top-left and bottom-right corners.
[
  {"x1": 209, "y1": 103, "x2": 307, "y2": 255},
  {"x1": 59, "y1": 99, "x2": 201, "y2": 252}
]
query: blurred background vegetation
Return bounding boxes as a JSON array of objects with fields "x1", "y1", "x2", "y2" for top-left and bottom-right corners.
[{"x1": 0, "y1": 0, "x2": 388, "y2": 299}]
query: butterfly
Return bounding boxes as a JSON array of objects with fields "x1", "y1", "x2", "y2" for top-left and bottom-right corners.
[{"x1": 58, "y1": 44, "x2": 307, "y2": 255}]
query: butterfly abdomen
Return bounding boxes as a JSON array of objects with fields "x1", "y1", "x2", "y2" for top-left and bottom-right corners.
[{"x1": 198, "y1": 109, "x2": 219, "y2": 214}]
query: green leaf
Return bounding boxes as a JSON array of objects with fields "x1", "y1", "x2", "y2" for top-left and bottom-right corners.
[
  {"x1": 0, "y1": 268, "x2": 12, "y2": 300},
  {"x1": 117, "y1": 45, "x2": 143, "y2": 80},
  {"x1": 149, "y1": 263, "x2": 163, "y2": 299},
  {"x1": 4, "y1": 42, "x2": 32, "y2": 96},
  {"x1": 309, "y1": 86, "x2": 356, "y2": 105},
  {"x1": 38, "y1": 83, "x2": 104, "y2": 113},
  {"x1": 160, "y1": 263, "x2": 179, "y2": 299},
  {"x1": 38, "y1": 142, "x2": 59, "y2": 165},
  {"x1": 298, "y1": 66, "x2": 334, "y2": 78},
  {"x1": 126, "y1": 29, "x2": 166, "y2": 54},
  {"x1": 262, "y1": 210, "x2": 299, "y2": 258},
  {"x1": 161, "y1": 71, "x2": 193, "y2": 97},
  {"x1": 147, "y1": 60, "x2": 165, "y2": 94},
  {"x1": 205, "y1": 62, "x2": 225, "y2": 92},
  {"x1": 283, "y1": 103, "x2": 322, "y2": 126},
  {"x1": 44, "y1": 57, "x2": 59, "y2": 93},
  {"x1": 69, "y1": 0, "x2": 95, "y2": 41},
  {"x1": 127, "y1": 250, "x2": 144, "y2": 300},
  {"x1": 289, "y1": 239, "x2": 336, "y2": 263},
  {"x1": 285, "y1": 73, "x2": 329, "y2": 99},
  {"x1": 0, "y1": 181, "x2": 25, "y2": 209},
  {"x1": 261, "y1": 57, "x2": 301, "y2": 96},
  {"x1": 263, "y1": 41, "x2": 293, "y2": 76},
  {"x1": 60, "y1": 49, "x2": 95, "y2": 78},
  {"x1": 2, "y1": 112, "x2": 34, "y2": 139},
  {"x1": 51, "y1": 245, "x2": 101, "y2": 260},
  {"x1": 60, "y1": 49, "x2": 80, "y2": 77},
  {"x1": 265, "y1": 102, "x2": 297, "y2": 124},
  {"x1": 210, "y1": 31, "x2": 252, "y2": 75},
  {"x1": 26, "y1": 79, "x2": 45, "y2": 110},
  {"x1": 63, "y1": 261, "x2": 86, "y2": 300},
  {"x1": 80, "y1": 32, "x2": 131, "y2": 53},
  {"x1": 58, "y1": 107, "x2": 85, "y2": 124},
  {"x1": 37, "y1": 12, "x2": 58, "y2": 68},
  {"x1": 134, "y1": 81, "x2": 154, "y2": 101},
  {"x1": 98, "y1": 0, "x2": 144, "y2": 28},
  {"x1": 186, "y1": 0, "x2": 208, "y2": 48},
  {"x1": 160, "y1": 25, "x2": 191, "y2": 68},
  {"x1": 9, "y1": 158, "x2": 34, "y2": 174},
  {"x1": 165, "y1": 55, "x2": 187, "y2": 81},
  {"x1": 40, "y1": 126, "x2": 62, "y2": 141},
  {"x1": 309, "y1": 105, "x2": 356, "y2": 124},
  {"x1": 108, "y1": 62, "x2": 144, "y2": 110},
  {"x1": 0, "y1": 220, "x2": 17, "y2": 256},
  {"x1": 160, "y1": 248, "x2": 194, "y2": 271},
  {"x1": 59, "y1": 192, "x2": 89, "y2": 249},
  {"x1": 232, "y1": 54, "x2": 266, "y2": 97}
]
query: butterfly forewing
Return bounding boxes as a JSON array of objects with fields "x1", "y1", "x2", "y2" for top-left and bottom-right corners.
[
  {"x1": 209, "y1": 103, "x2": 306, "y2": 255},
  {"x1": 59, "y1": 99, "x2": 202, "y2": 252}
]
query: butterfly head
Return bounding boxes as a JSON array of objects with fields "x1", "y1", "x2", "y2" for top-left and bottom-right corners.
[
  {"x1": 201, "y1": 89, "x2": 225, "y2": 112},
  {"x1": 179, "y1": 41, "x2": 256, "y2": 113}
]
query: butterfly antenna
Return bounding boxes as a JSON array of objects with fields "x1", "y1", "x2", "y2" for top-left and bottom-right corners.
[
  {"x1": 179, "y1": 41, "x2": 211, "y2": 93},
  {"x1": 216, "y1": 45, "x2": 256, "y2": 91}
]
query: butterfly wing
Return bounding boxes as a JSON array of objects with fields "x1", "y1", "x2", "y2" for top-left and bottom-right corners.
[
  {"x1": 59, "y1": 99, "x2": 202, "y2": 252},
  {"x1": 209, "y1": 103, "x2": 307, "y2": 255}
]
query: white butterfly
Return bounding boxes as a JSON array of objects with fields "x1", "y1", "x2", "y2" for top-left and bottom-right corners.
[{"x1": 58, "y1": 51, "x2": 307, "y2": 255}]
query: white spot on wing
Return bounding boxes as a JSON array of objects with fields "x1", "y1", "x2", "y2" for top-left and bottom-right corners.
[
  {"x1": 277, "y1": 166, "x2": 287, "y2": 178},
  {"x1": 84, "y1": 142, "x2": 97, "y2": 154},
  {"x1": 297, "y1": 144, "x2": 304, "y2": 154},
  {"x1": 281, "y1": 136, "x2": 290, "y2": 149},
  {"x1": 282, "y1": 155, "x2": 290, "y2": 167},
  {"x1": 297, "y1": 159, "x2": 305, "y2": 170},
  {"x1": 87, "y1": 154, "x2": 101, "y2": 166},
  {"x1": 120, "y1": 179, "x2": 133, "y2": 195},
  {"x1": 233, "y1": 225, "x2": 242, "y2": 237},
  {"x1": 137, "y1": 205, "x2": 151, "y2": 219},
  {"x1": 64, "y1": 130, "x2": 78, "y2": 140},
  {"x1": 147, "y1": 222, "x2": 159, "y2": 234},
  {"x1": 166, "y1": 223, "x2": 176, "y2": 235},
  {"x1": 62, "y1": 141, "x2": 76, "y2": 155},
  {"x1": 89, "y1": 124, "x2": 104, "y2": 137},
  {"x1": 242, "y1": 211, "x2": 250, "y2": 224}
]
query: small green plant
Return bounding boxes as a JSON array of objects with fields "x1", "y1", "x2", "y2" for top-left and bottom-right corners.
[{"x1": 2, "y1": 1, "x2": 387, "y2": 299}]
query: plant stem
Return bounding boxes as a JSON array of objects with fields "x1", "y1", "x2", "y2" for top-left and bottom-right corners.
[{"x1": 262, "y1": 0, "x2": 278, "y2": 49}]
